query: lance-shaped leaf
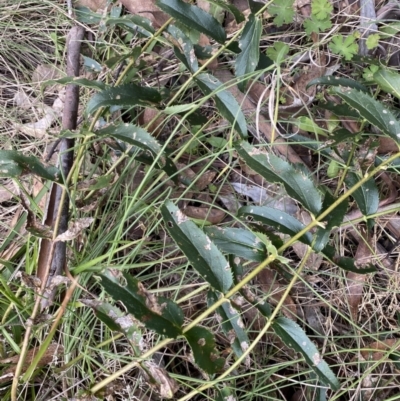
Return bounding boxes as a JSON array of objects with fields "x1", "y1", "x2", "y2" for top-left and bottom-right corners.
[
  {"x1": 272, "y1": 317, "x2": 340, "y2": 390},
  {"x1": 42, "y1": 77, "x2": 106, "y2": 91},
  {"x1": 86, "y1": 83, "x2": 162, "y2": 115},
  {"x1": 204, "y1": 226, "x2": 268, "y2": 262},
  {"x1": 206, "y1": 0, "x2": 244, "y2": 23},
  {"x1": 207, "y1": 290, "x2": 250, "y2": 359},
  {"x1": 96, "y1": 123, "x2": 163, "y2": 161},
  {"x1": 195, "y1": 73, "x2": 247, "y2": 138},
  {"x1": 229, "y1": 255, "x2": 272, "y2": 317},
  {"x1": 238, "y1": 206, "x2": 312, "y2": 245},
  {"x1": 322, "y1": 245, "x2": 377, "y2": 274},
  {"x1": 184, "y1": 326, "x2": 225, "y2": 374},
  {"x1": 161, "y1": 201, "x2": 233, "y2": 292},
  {"x1": 0, "y1": 150, "x2": 62, "y2": 182},
  {"x1": 156, "y1": 0, "x2": 226, "y2": 44},
  {"x1": 82, "y1": 299, "x2": 142, "y2": 353},
  {"x1": 99, "y1": 270, "x2": 184, "y2": 338},
  {"x1": 236, "y1": 141, "x2": 322, "y2": 215},
  {"x1": 236, "y1": 14, "x2": 262, "y2": 90},
  {"x1": 307, "y1": 76, "x2": 368, "y2": 92},
  {"x1": 373, "y1": 68, "x2": 400, "y2": 100},
  {"x1": 168, "y1": 25, "x2": 198, "y2": 72},
  {"x1": 345, "y1": 172, "x2": 379, "y2": 216},
  {"x1": 314, "y1": 192, "x2": 348, "y2": 252},
  {"x1": 106, "y1": 16, "x2": 155, "y2": 37},
  {"x1": 332, "y1": 87, "x2": 400, "y2": 145}
]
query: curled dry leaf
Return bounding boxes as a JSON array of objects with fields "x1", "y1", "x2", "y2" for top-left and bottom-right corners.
[
  {"x1": 360, "y1": 338, "x2": 400, "y2": 361},
  {"x1": 138, "y1": 108, "x2": 164, "y2": 137},
  {"x1": 0, "y1": 343, "x2": 64, "y2": 384},
  {"x1": 75, "y1": 0, "x2": 108, "y2": 11},
  {"x1": 345, "y1": 232, "x2": 371, "y2": 321},
  {"x1": 55, "y1": 218, "x2": 94, "y2": 242},
  {"x1": 184, "y1": 206, "x2": 226, "y2": 224},
  {"x1": 143, "y1": 361, "x2": 179, "y2": 399},
  {"x1": 12, "y1": 89, "x2": 65, "y2": 139}
]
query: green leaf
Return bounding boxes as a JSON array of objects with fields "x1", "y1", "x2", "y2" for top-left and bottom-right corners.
[
  {"x1": 0, "y1": 150, "x2": 62, "y2": 182},
  {"x1": 75, "y1": 6, "x2": 102, "y2": 24},
  {"x1": 345, "y1": 173, "x2": 379, "y2": 216},
  {"x1": 82, "y1": 56, "x2": 102, "y2": 73},
  {"x1": 168, "y1": 25, "x2": 198, "y2": 72},
  {"x1": 86, "y1": 83, "x2": 162, "y2": 115},
  {"x1": 293, "y1": 116, "x2": 328, "y2": 137},
  {"x1": 268, "y1": 0, "x2": 295, "y2": 27},
  {"x1": 306, "y1": 76, "x2": 368, "y2": 92},
  {"x1": 207, "y1": 291, "x2": 250, "y2": 359},
  {"x1": 42, "y1": 76, "x2": 106, "y2": 91},
  {"x1": 327, "y1": 160, "x2": 341, "y2": 178},
  {"x1": 366, "y1": 33, "x2": 380, "y2": 50},
  {"x1": 272, "y1": 317, "x2": 340, "y2": 390},
  {"x1": 314, "y1": 192, "x2": 348, "y2": 252},
  {"x1": 317, "y1": 99, "x2": 361, "y2": 119},
  {"x1": 161, "y1": 201, "x2": 233, "y2": 292},
  {"x1": 156, "y1": 0, "x2": 226, "y2": 44},
  {"x1": 236, "y1": 14, "x2": 262, "y2": 90},
  {"x1": 99, "y1": 270, "x2": 184, "y2": 338},
  {"x1": 332, "y1": 87, "x2": 400, "y2": 145},
  {"x1": 83, "y1": 300, "x2": 142, "y2": 352},
  {"x1": 184, "y1": 326, "x2": 225, "y2": 374},
  {"x1": 106, "y1": 16, "x2": 155, "y2": 37},
  {"x1": 238, "y1": 206, "x2": 313, "y2": 245},
  {"x1": 195, "y1": 73, "x2": 247, "y2": 138},
  {"x1": 322, "y1": 245, "x2": 377, "y2": 274},
  {"x1": 266, "y1": 41, "x2": 290, "y2": 64},
  {"x1": 328, "y1": 34, "x2": 358, "y2": 61},
  {"x1": 236, "y1": 141, "x2": 322, "y2": 215},
  {"x1": 373, "y1": 68, "x2": 400, "y2": 100},
  {"x1": 207, "y1": 136, "x2": 228, "y2": 148},
  {"x1": 96, "y1": 123, "x2": 163, "y2": 162},
  {"x1": 206, "y1": 0, "x2": 245, "y2": 23},
  {"x1": 204, "y1": 226, "x2": 268, "y2": 262},
  {"x1": 303, "y1": 17, "x2": 332, "y2": 35},
  {"x1": 311, "y1": 0, "x2": 333, "y2": 20}
]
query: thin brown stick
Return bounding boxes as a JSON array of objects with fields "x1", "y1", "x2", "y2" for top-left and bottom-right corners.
[
  {"x1": 38, "y1": 26, "x2": 85, "y2": 311},
  {"x1": 11, "y1": 26, "x2": 85, "y2": 401}
]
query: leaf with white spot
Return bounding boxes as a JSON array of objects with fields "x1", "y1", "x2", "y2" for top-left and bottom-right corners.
[
  {"x1": 307, "y1": 76, "x2": 368, "y2": 92},
  {"x1": 272, "y1": 317, "x2": 340, "y2": 390},
  {"x1": 313, "y1": 192, "x2": 348, "y2": 252},
  {"x1": 373, "y1": 68, "x2": 400, "y2": 100},
  {"x1": 195, "y1": 73, "x2": 247, "y2": 138},
  {"x1": 96, "y1": 123, "x2": 163, "y2": 161},
  {"x1": 345, "y1": 172, "x2": 379, "y2": 216},
  {"x1": 156, "y1": 0, "x2": 226, "y2": 44},
  {"x1": 161, "y1": 201, "x2": 233, "y2": 292},
  {"x1": 42, "y1": 77, "x2": 106, "y2": 91},
  {"x1": 204, "y1": 226, "x2": 268, "y2": 261},
  {"x1": 0, "y1": 150, "x2": 62, "y2": 182},
  {"x1": 236, "y1": 14, "x2": 262, "y2": 90},
  {"x1": 168, "y1": 24, "x2": 198, "y2": 72},
  {"x1": 99, "y1": 269, "x2": 184, "y2": 338},
  {"x1": 332, "y1": 87, "x2": 400, "y2": 145},
  {"x1": 238, "y1": 206, "x2": 313, "y2": 245},
  {"x1": 184, "y1": 326, "x2": 225, "y2": 374},
  {"x1": 82, "y1": 299, "x2": 143, "y2": 352},
  {"x1": 86, "y1": 83, "x2": 162, "y2": 115},
  {"x1": 207, "y1": 290, "x2": 250, "y2": 360},
  {"x1": 236, "y1": 141, "x2": 322, "y2": 215},
  {"x1": 106, "y1": 16, "x2": 155, "y2": 37}
]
